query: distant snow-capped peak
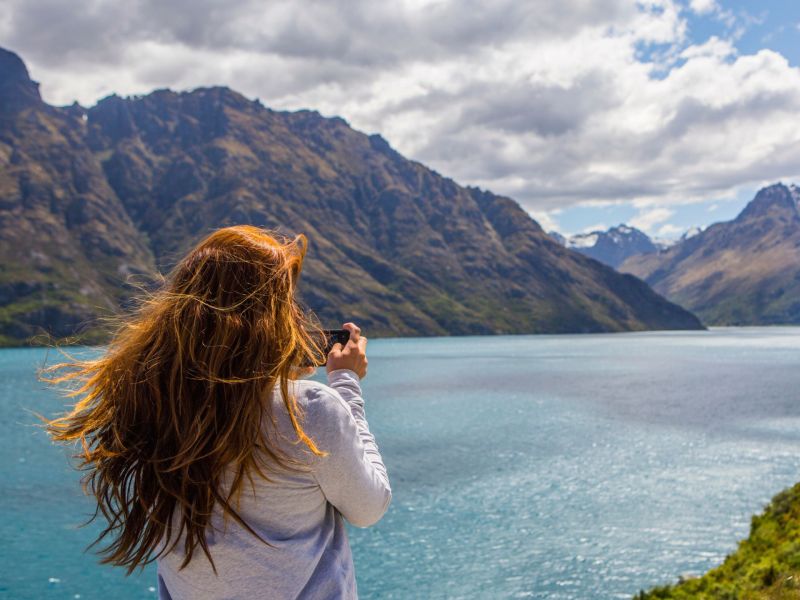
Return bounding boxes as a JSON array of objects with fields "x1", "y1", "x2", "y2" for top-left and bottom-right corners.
[
  {"x1": 548, "y1": 224, "x2": 703, "y2": 269},
  {"x1": 681, "y1": 226, "x2": 703, "y2": 240},
  {"x1": 565, "y1": 224, "x2": 649, "y2": 250},
  {"x1": 570, "y1": 233, "x2": 600, "y2": 248},
  {"x1": 789, "y1": 184, "x2": 800, "y2": 208}
]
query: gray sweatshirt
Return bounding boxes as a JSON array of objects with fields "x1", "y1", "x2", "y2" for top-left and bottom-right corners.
[{"x1": 156, "y1": 369, "x2": 392, "y2": 599}]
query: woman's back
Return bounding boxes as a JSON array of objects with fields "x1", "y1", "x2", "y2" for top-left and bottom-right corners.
[
  {"x1": 43, "y1": 226, "x2": 391, "y2": 600},
  {"x1": 157, "y1": 370, "x2": 391, "y2": 600}
]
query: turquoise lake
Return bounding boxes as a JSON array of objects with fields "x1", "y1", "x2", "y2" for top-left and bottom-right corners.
[{"x1": 2, "y1": 328, "x2": 799, "y2": 599}]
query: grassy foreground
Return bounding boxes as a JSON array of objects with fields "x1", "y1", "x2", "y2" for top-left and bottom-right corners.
[{"x1": 636, "y1": 483, "x2": 800, "y2": 599}]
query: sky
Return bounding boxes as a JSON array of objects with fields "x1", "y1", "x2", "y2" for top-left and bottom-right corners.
[{"x1": 2, "y1": 0, "x2": 800, "y2": 238}]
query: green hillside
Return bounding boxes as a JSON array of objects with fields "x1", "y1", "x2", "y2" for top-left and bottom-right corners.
[{"x1": 637, "y1": 483, "x2": 800, "y2": 600}]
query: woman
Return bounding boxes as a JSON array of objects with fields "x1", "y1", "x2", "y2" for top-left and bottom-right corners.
[{"x1": 45, "y1": 225, "x2": 392, "y2": 599}]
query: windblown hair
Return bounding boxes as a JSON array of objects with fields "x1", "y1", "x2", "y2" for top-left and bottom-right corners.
[{"x1": 43, "y1": 225, "x2": 329, "y2": 574}]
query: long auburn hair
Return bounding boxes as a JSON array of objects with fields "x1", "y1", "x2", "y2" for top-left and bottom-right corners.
[{"x1": 43, "y1": 225, "x2": 329, "y2": 573}]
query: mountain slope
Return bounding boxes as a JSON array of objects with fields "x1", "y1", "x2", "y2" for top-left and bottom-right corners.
[
  {"x1": 0, "y1": 49, "x2": 155, "y2": 345},
  {"x1": 621, "y1": 184, "x2": 800, "y2": 325},
  {"x1": 0, "y1": 47, "x2": 702, "y2": 344}
]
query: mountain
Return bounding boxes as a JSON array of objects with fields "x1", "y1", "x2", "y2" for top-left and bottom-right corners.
[
  {"x1": 621, "y1": 183, "x2": 800, "y2": 325},
  {"x1": 0, "y1": 48, "x2": 702, "y2": 345},
  {"x1": 0, "y1": 49, "x2": 156, "y2": 345},
  {"x1": 550, "y1": 225, "x2": 660, "y2": 268},
  {"x1": 638, "y1": 482, "x2": 800, "y2": 599}
]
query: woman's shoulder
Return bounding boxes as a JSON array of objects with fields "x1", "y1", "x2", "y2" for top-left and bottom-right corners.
[
  {"x1": 264, "y1": 378, "x2": 352, "y2": 457},
  {"x1": 285, "y1": 378, "x2": 352, "y2": 421},
  {"x1": 272, "y1": 379, "x2": 350, "y2": 420}
]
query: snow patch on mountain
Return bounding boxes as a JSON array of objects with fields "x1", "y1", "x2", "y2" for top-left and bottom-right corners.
[
  {"x1": 570, "y1": 233, "x2": 599, "y2": 249},
  {"x1": 549, "y1": 224, "x2": 704, "y2": 269}
]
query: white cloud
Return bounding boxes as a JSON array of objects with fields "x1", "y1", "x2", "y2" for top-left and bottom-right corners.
[
  {"x1": 679, "y1": 36, "x2": 735, "y2": 60},
  {"x1": 656, "y1": 223, "x2": 684, "y2": 238},
  {"x1": 582, "y1": 223, "x2": 609, "y2": 234},
  {"x1": 2, "y1": 0, "x2": 800, "y2": 217},
  {"x1": 528, "y1": 209, "x2": 561, "y2": 233},
  {"x1": 689, "y1": 0, "x2": 717, "y2": 16},
  {"x1": 630, "y1": 207, "x2": 675, "y2": 233}
]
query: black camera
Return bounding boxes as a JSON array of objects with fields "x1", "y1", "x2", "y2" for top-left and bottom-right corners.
[{"x1": 304, "y1": 329, "x2": 350, "y2": 367}]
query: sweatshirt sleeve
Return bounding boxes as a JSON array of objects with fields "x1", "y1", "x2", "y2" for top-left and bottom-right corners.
[{"x1": 302, "y1": 369, "x2": 392, "y2": 527}]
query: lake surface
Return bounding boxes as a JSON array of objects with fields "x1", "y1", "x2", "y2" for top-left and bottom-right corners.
[{"x1": 2, "y1": 328, "x2": 799, "y2": 599}]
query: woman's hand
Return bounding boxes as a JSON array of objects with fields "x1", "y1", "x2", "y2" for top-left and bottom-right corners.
[{"x1": 326, "y1": 322, "x2": 368, "y2": 379}]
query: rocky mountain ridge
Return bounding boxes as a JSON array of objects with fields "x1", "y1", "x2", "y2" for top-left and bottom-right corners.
[
  {"x1": 621, "y1": 183, "x2": 800, "y2": 325},
  {"x1": 0, "y1": 47, "x2": 703, "y2": 345}
]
